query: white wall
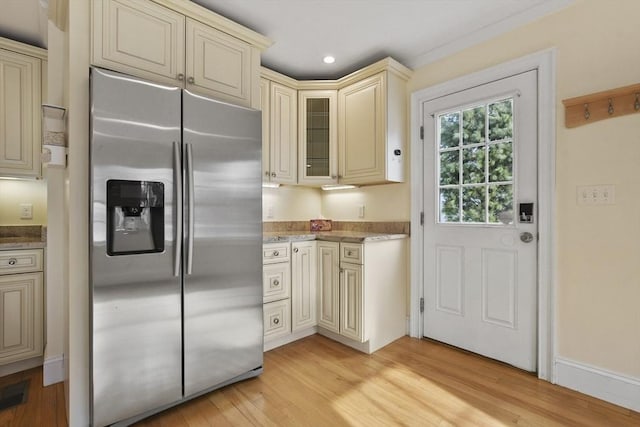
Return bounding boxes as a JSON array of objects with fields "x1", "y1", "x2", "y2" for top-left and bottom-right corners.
[
  {"x1": 321, "y1": 183, "x2": 410, "y2": 221},
  {"x1": 408, "y1": 0, "x2": 640, "y2": 379}
]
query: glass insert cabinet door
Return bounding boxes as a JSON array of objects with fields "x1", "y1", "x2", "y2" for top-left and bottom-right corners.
[{"x1": 298, "y1": 90, "x2": 338, "y2": 185}]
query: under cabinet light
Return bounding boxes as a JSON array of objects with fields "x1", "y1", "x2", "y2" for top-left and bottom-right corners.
[
  {"x1": 262, "y1": 182, "x2": 281, "y2": 188},
  {"x1": 321, "y1": 184, "x2": 358, "y2": 191}
]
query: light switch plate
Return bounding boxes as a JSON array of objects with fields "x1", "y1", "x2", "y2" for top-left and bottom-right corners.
[{"x1": 576, "y1": 185, "x2": 615, "y2": 205}]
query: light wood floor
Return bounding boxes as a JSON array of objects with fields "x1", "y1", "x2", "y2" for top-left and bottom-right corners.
[
  {"x1": 0, "y1": 366, "x2": 66, "y2": 427},
  {"x1": 137, "y1": 335, "x2": 640, "y2": 427},
  {"x1": 3, "y1": 335, "x2": 640, "y2": 426}
]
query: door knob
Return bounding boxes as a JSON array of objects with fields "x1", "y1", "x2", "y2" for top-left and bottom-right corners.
[{"x1": 520, "y1": 232, "x2": 535, "y2": 243}]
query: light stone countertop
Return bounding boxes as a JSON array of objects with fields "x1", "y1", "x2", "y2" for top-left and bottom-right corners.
[
  {"x1": 0, "y1": 239, "x2": 47, "y2": 250},
  {"x1": 263, "y1": 231, "x2": 408, "y2": 244}
]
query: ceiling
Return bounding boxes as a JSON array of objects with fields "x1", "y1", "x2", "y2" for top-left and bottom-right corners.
[{"x1": 0, "y1": 0, "x2": 574, "y2": 80}]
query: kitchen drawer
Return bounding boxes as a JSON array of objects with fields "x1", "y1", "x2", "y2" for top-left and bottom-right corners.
[
  {"x1": 263, "y1": 262, "x2": 291, "y2": 303},
  {"x1": 0, "y1": 249, "x2": 43, "y2": 275},
  {"x1": 263, "y1": 299, "x2": 291, "y2": 340},
  {"x1": 340, "y1": 243, "x2": 363, "y2": 265},
  {"x1": 263, "y1": 243, "x2": 290, "y2": 264}
]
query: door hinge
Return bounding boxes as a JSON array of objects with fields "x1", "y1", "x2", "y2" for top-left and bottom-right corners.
[
  {"x1": 420, "y1": 126, "x2": 424, "y2": 140},
  {"x1": 420, "y1": 297, "x2": 424, "y2": 313},
  {"x1": 420, "y1": 211, "x2": 424, "y2": 226}
]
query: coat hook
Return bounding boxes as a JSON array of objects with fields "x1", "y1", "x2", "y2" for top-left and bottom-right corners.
[
  {"x1": 584, "y1": 103, "x2": 590, "y2": 120},
  {"x1": 635, "y1": 93, "x2": 640, "y2": 111}
]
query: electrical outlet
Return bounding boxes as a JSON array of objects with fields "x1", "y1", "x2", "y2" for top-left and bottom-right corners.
[
  {"x1": 358, "y1": 205, "x2": 365, "y2": 219},
  {"x1": 20, "y1": 204, "x2": 33, "y2": 219},
  {"x1": 576, "y1": 185, "x2": 615, "y2": 206},
  {"x1": 266, "y1": 205, "x2": 274, "y2": 219}
]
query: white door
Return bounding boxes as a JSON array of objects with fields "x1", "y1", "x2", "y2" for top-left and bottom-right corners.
[{"x1": 423, "y1": 71, "x2": 538, "y2": 371}]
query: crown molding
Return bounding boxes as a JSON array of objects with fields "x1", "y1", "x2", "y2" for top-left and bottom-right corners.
[{"x1": 0, "y1": 36, "x2": 47, "y2": 60}]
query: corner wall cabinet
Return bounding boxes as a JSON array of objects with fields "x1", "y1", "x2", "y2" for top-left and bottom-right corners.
[
  {"x1": 0, "y1": 249, "x2": 44, "y2": 365},
  {"x1": 298, "y1": 90, "x2": 338, "y2": 185},
  {"x1": 260, "y1": 57, "x2": 411, "y2": 187},
  {"x1": 91, "y1": 0, "x2": 269, "y2": 108},
  {"x1": 0, "y1": 38, "x2": 46, "y2": 178},
  {"x1": 260, "y1": 76, "x2": 298, "y2": 184}
]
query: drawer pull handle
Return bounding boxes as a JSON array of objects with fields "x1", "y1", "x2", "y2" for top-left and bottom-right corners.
[
  {"x1": 347, "y1": 250, "x2": 353, "y2": 256},
  {"x1": 273, "y1": 251, "x2": 279, "y2": 256},
  {"x1": 273, "y1": 279, "x2": 280, "y2": 287},
  {"x1": 273, "y1": 318, "x2": 280, "y2": 325},
  {"x1": 8, "y1": 258, "x2": 17, "y2": 266},
  {"x1": 293, "y1": 248, "x2": 299, "y2": 253}
]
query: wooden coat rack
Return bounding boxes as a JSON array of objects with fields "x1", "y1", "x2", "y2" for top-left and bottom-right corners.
[{"x1": 562, "y1": 83, "x2": 640, "y2": 128}]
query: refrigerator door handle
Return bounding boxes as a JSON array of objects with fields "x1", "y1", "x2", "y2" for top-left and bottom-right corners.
[
  {"x1": 186, "y1": 143, "x2": 195, "y2": 275},
  {"x1": 173, "y1": 141, "x2": 182, "y2": 277}
]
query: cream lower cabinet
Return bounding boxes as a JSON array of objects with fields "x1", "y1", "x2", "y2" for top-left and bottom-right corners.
[
  {"x1": 262, "y1": 243, "x2": 291, "y2": 345},
  {"x1": 291, "y1": 241, "x2": 317, "y2": 331},
  {"x1": 0, "y1": 40, "x2": 44, "y2": 178},
  {"x1": 317, "y1": 239, "x2": 407, "y2": 354},
  {"x1": 92, "y1": 0, "x2": 267, "y2": 107},
  {"x1": 317, "y1": 241, "x2": 340, "y2": 333},
  {"x1": 0, "y1": 249, "x2": 44, "y2": 365}
]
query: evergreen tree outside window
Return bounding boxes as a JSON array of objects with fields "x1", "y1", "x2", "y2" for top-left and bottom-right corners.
[{"x1": 437, "y1": 98, "x2": 514, "y2": 224}]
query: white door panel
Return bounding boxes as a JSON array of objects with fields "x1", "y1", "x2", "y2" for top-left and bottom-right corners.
[{"x1": 423, "y1": 70, "x2": 537, "y2": 371}]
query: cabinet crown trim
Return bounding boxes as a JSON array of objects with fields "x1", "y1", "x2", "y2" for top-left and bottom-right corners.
[
  {"x1": 262, "y1": 57, "x2": 413, "y2": 91},
  {"x1": 0, "y1": 36, "x2": 47, "y2": 60},
  {"x1": 151, "y1": 0, "x2": 272, "y2": 50}
]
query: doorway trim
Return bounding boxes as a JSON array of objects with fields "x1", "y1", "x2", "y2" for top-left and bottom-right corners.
[{"x1": 409, "y1": 49, "x2": 557, "y2": 381}]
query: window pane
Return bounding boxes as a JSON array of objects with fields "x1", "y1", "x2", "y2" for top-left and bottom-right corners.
[
  {"x1": 488, "y1": 99, "x2": 513, "y2": 141},
  {"x1": 462, "y1": 186, "x2": 485, "y2": 223},
  {"x1": 439, "y1": 150, "x2": 459, "y2": 185},
  {"x1": 488, "y1": 142, "x2": 513, "y2": 182},
  {"x1": 488, "y1": 185, "x2": 513, "y2": 224},
  {"x1": 462, "y1": 146, "x2": 485, "y2": 184},
  {"x1": 439, "y1": 112, "x2": 460, "y2": 148},
  {"x1": 462, "y1": 106, "x2": 485, "y2": 145},
  {"x1": 439, "y1": 188, "x2": 460, "y2": 222}
]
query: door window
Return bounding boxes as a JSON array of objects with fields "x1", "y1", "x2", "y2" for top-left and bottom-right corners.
[{"x1": 437, "y1": 98, "x2": 514, "y2": 225}]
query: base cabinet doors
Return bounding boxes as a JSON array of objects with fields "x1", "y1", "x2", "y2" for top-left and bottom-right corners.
[
  {"x1": 339, "y1": 262, "x2": 363, "y2": 342},
  {"x1": 291, "y1": 241, "x2": 317, "y2": 331},
  {"x1": 317, "y1": 241, "x2": 339, "y2": 333}
]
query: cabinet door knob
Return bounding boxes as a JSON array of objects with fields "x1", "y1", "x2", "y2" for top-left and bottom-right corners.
[
  {"x1": 293, "y1": 247, "x2": 299, "y2": 253},
  {"x1": 271, "y1": 172, "x2": 276, "y2": 178},
  {"x1": 273, "y1": 317, "x2": 280, "y2": 325},
  {"x1": 177, "y1": 73, "x2": 184, "y2": 81},
  {"x1": 273, "y1": 279, "x2": 279, "y2": 287},
  {"x1": 347, "y1": 250, "x2": 353, "y2": 256},
  {"x1": 273, "y1": 251, "x2": 279, "y2": 256},
  {"x1": 187, "y1": 76, "x2": 195, "y2": 84},
  {"x1": 265, "y1": 171, "x2": 270, "y2": 176},
  {"x1": 8, "y1": 258, "x2": 17, "y2": 266}
]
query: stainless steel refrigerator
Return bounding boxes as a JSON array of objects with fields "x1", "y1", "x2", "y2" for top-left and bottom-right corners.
[{"x1": 90, "y1": 67, "x2": 263, "y2": 426}]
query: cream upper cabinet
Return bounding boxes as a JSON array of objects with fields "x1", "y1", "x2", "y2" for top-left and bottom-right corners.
[
  {"x1": 291, "y1": 241, "x2": 317, "y2": 331},
  {"x1": 338, "y1": 68, "x2": 408, "y2": 185},
  {"x1": 92, "y1": 0, "x2": 186, "y2": 85},
  {"x1": 186, "y1": 18, "x2": 252, "y2": 105},
  {"x1": 298, "y1": 90, "x2": 338, "y2": 186},
  {"x1": 92, "y1": 0, "x2": 269, "y2": 107},
  {"x1": 261, "y1": 78, "x2": 297, "y2": 185},
  {"x1": 0, "y1": 42, "x2": 44, "y2": 178}
]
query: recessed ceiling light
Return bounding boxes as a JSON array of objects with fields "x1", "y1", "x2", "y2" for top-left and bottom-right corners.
[{"x1": 323, "y1": 56, "x2": 335, "y2": 64}]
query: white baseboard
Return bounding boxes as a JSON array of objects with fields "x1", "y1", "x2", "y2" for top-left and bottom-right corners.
[
  {"x1": 264, "y1": 327, "x2": 317, "y2": 352},
  {"x1": 43, "y1": 354, "x2": 65, "y2": 386},
  {"x1": 555, "y1": 357, "x2": 640, "y2": 412}
]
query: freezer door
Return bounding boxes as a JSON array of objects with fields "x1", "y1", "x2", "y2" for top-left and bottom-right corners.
[
  {"x1": 182, "y1": 91, "x2": 263, "y2": 397},
  {"x1": 90, "y1": 68, "x2": 182, "y2": 426}
]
